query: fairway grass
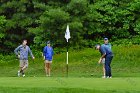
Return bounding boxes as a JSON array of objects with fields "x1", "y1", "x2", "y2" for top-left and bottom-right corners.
[{"x1": 0, "y1": 77, "x2": 140, "y2": 93}]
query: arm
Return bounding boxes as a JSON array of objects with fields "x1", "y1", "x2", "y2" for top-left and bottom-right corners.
[
  {"x1": 14, "y1": 45, "x2": 21, "y2": 56},
  {"x1": 43, "y1": 47, "x2": 46, "y2": 56},
  {"x1": 101, "y1": 53, "x2": 106, "y2": 59},
  {"x1": 98, "y1": 46, "x2": 106, "y2": 64},
  {"x1": 28, "y1": 47, "x2": 34, "y2": 59},
  {"x1": 98, "y1": 54, "x2": 106, "y2": 64},
  {"x1": 43, "y1": 47, "x2": 46, "y2": 60}
]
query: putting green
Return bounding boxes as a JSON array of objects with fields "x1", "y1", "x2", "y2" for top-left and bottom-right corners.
[{"x1": 0, "y1": 77, "x2": 140, "y2": 92}]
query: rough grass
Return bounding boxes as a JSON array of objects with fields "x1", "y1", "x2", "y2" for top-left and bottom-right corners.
[{"x1": 0, "y1": 45, "x2": 140, "y2": 77}]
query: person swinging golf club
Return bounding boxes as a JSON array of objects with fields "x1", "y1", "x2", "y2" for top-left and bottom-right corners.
[
  {"x1": 95, "y1": 43, "x2": 113, "y2": 78},
  {"x1": 14, "y1": 40, "x2": 35, "y2": 77},
  {"x1": 99, "y1": 38, "x2": 112, "y2": 78}
]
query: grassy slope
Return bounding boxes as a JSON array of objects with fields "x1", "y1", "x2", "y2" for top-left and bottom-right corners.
[{"x1": 0, "y1": 45, "x2": 140, "y2": 77}]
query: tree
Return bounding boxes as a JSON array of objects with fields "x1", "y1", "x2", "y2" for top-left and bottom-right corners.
[
  {"x1": 1, "y1": 0, "x2": 140, "y2": 53},
  {"x1": 0, "y1": 0, "x2": 45, "y2": 53},
  {"x1": 0, "y1": 16, "x2": 7, "y2": 53},
  {"x1": 29, "y1": 8, "x2": 70, "y2": 49}
]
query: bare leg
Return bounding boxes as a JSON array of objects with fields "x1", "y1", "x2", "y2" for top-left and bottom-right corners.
[
  {"x1": 19, "y1": 66, "x2": 27, "y2": 75},
  {"x1": 19, "y1": 61, "x2": 28, "y2": 76},
  {"x1": 48, "y1": 63, "x2": 51, "y2": 76},
  {"x1": 22, "y1": 65, "x2": 27, "y2": 74},
  {"x1": 46, "y1": 63, "x2": 49, "y2": 76},
  {"x1": 19, "y1": 67, "x2": 23, "y2": 73},
  {"x1": 18, "y1": 67, "x2": 23, "y2": 76},
  {"x1": 45, "y1": 62, "x2": 50, "y2": 76},
  {"x1": 45, "y1": 63, "x2": 48, "y2": 76},
  {"x1": 103, "y1": 64, "x2": 106, "y2": 76},
  {"x1": 19, "y1": 67, "x2": 22, "y2": 72}
]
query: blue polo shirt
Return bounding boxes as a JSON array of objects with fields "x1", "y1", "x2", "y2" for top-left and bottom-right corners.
[
  {"x1": 43, "y1": 46, "x2": 54, "y2": 61},
  {"x1": 99, "y1": 44, "x2": 113, "y2": 57}
]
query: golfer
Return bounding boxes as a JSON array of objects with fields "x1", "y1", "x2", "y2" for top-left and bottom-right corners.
[
  {"x1": 100, "y1": 38, "x2": 112, "y2": 78},
  {"x1": 95, "y1": 44, "x2": 113, "y2": 78},
  {"x1": 43, "y1": 41, "x2": 54, "y2": 77},
  {"x1": 14, "y1": 40, "x2": 35, "y2": 77}
]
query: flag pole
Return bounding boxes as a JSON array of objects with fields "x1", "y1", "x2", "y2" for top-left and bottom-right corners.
[
  {"x1": 66, "y1": 40, "x2": 68, "y2": 77},
  {"x1": 65, "y1": 25, "x2": 70, "y2": 77}
]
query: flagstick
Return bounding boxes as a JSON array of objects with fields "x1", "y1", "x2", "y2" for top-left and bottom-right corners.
[
  {"x1": 66, "y1": 40, "x2": 68, "y2": 77},
  {"x1": 65, "y1": 25, "x2": 70, "y2": 77}
]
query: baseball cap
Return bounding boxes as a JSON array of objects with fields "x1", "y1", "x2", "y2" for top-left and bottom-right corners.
[
  {"x1": 47, "y1": 41, "x2": 50, "y2": 44},
  {"x1": 104, "y1": 38, "x2": 108, "y2": 40}
]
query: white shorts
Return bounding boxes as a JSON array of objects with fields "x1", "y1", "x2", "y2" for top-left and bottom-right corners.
[
  {"x1": 101, "y1": 58, "x2": 105, "y2": 64},
  {"x1": 19, "y1": 60, "x2": 28, "y2": 67},
  {"x1": 45, "y1": 60, "x2": 52, "y2": 63}
]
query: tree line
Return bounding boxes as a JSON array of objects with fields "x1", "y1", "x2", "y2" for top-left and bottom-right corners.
[{"x1": 0, "y1": 0, "x2": 140, "y2": 53}]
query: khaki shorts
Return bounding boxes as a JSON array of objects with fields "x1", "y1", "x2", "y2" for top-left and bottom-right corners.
[
  {"x1": 20, "y1": 60, "x2": 28, "y2": 67},
  {"x1": 45, "y1": 60, "x2": 52, "y2": 63}
]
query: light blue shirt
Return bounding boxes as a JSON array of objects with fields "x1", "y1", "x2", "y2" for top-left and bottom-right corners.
[
  {"x1": 14, "y1": 45, "x2": 34, "y2": 60},
  {"x1": 103, "y1": 43, "x2": 112, "y2": 50}
]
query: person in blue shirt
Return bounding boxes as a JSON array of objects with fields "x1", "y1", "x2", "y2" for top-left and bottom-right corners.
[
  {"x1": 103, "y1": 38, "x2": 111, "y2": 49},
  {"x1": 43, "y1": 41, "x2": 54, "y2": 77},
  {"x1": 14, "y1": 40, "x2": 35, "y2": 77},
  {"x1": 99, "y1": 38, "x2": 112, "y2": 78},
  {"x1": 95, "y1": 44, "x2": 113, "y2": 78}
]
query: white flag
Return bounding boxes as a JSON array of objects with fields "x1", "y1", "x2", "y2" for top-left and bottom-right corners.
[{"x1": 65, "y1": 25, "x2": 70, "y2": 42}]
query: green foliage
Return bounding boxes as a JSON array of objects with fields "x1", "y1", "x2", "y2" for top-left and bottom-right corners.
[
  {"x1": 67, "y1": 0, "x2": 88, "y2": 16},
  {"x1": 29, "y1": 8, "x2": 70, "y2": 48},
  {"x1": 0, "y1": 0, "x2": 44, "y2": 53},
  {"x1": 0, "y1": 16, "x2": 6, "y2": 39},
  {"x1": 112, "y1": 35, "x2": 140, "y2": 45},
  {"x1": 1, "y1": 0, "x2": 140, "y2": 53}
]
